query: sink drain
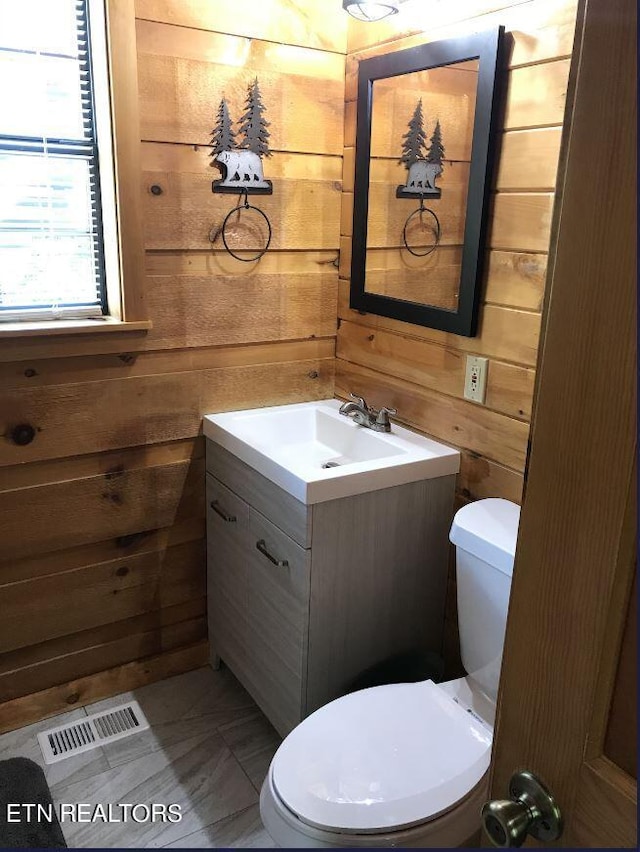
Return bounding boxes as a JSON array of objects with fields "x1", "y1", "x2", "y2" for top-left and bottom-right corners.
[{"x1": 322, "y1": 461, "x2": 341, "y2": 469}]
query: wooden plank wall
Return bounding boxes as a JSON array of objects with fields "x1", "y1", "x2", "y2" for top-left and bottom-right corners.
[
  {"x1": 0, "y1": 0, "x2": 346, "y2": 732},
  {"x1": 340, "y1": 0, "x2": 579, "y2": 674}
]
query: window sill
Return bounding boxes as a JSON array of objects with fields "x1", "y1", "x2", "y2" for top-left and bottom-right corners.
[{"x1": 0, "y1": 317, "x2": 152, "y2": 339}]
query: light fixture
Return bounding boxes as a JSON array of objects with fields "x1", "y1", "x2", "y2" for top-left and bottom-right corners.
[{"x1": 342, "y1": 1, "x2": 400, "y2": 22}]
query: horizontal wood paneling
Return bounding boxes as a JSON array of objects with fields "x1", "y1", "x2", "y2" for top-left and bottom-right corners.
[
  {"x1": 135, "y1": 0, "x2": 348, "y2": 53},
  {"x1": 489, "y1": 193, "x2": 555, "y2": 252},
  {"x1": 0, "y1": 458, "x2": 204, "y2": 562},
  {"x1": 362, "y1": 247, "x2": 462, "y2": 309},
  {"x1": 0, "y1": 357, "x2": 333, "y2": 466},
  {"x1": 346, "y1": 0, "x2": 576, "y2": 60},
  {"x1": 363, "y1": 58, "x2": 479, "y2": 102},
  {"x1": 337, "y1": 321, "x2": 535, "y2": 420},
  {"x1": 495, "y1": 128, "x2": 562, "y2": 191},
  {"x1": 346, "y1": 60, "x2": 570, "y2": 133},
  {"x1": 344, "y1": 128, "x2": 561, "y2": 195},
  {"x1": 144, "y1": 248, "x2": 340, "y2": 277},
  {"x1": 0, "y1": 326, "x2": 331, "y2": 366},
  {"x1": 347, "y1": 1, "x2": 527, "y2": 53},
  {"x1": 0, "y1": 516, "x2": 204, "y2": 586},
  {"x1": 0, "y1": 601, "x2": 206, "y2": 702},
  {"x1": 0, "y1": 599, "x2": 205, "y2": 679},
  {"x1": 2, "y1": 619, "x2": 206, "y2": 704},
  {"x1": 0, "y1": 438, "x2": 202, "y2": 491},
  {"x1": 0, "y1": 642, "x2": 208, "y2": 734},
  {"x1": 341, "y1": 189, "x2": 554, "y2": 252},
  {"x1": 142, "y1": 141, "x2": 343, "y2": 181},
  {"x1": 137, "y1": 21, "x2": 345, "y2": 152},
  {"x1": 338, "y1": 279, "x2": 541, "y2": 366},
  {"x1": 0, "y1": 541, "x2": 205, "y2": 653},
  {"x1": 459, "y1": 452, "x2": 524, "y2": 504},
  {"x1": 136, "y1": 273, "x2": 338, "y2": 349},
  {"x1": 339, "y1": 238, "x2": 546, "y2": 312},
  {"x1": 503, "y1": 60, "x2": 571, "y2": 129},
  {"x1": 0, "y1": 341, "x2": 334, "y2": 392},
  {"x1": 484, "y1": 250, "x2": 547, "y2": 310},
  {"x1": 142, "y1": 147, "x2": 342, "y2": 252},
  {"x1": 136, "y1": 18, "x2": 345, "y2": 70},
  {"x1": 349, "y1": 63, "x2": 569, "y2": 138}
]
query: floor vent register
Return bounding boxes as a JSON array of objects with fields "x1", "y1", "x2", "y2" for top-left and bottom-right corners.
[{"x1": 37, "y1": 701, "x2": 149, "y2": 764}]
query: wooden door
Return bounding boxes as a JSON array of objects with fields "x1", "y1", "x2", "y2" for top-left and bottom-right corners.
[{"x1": 487, "y1": 0, "x2": 637, "y2": 846}]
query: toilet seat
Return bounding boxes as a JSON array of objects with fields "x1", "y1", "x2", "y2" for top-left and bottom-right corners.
[{"x1": 271, "y1": 679, "x2": 492, "y2": 835}]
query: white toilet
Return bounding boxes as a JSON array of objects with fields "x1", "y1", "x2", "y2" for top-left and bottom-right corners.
[{"x1": 260, "y1": 498, "x2": 520, "y2": 848}]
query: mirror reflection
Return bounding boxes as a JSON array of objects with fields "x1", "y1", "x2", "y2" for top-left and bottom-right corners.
[{"x1": 365, "y1": 59, "x2": 480, "y2": 310}]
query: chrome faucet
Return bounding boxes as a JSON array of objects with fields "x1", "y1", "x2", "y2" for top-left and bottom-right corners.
[{"x1": 338, "y1": 393, "x2": 397, "y2": 433}]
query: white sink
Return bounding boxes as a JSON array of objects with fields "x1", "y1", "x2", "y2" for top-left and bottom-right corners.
[{"x1": 204, "y1": 399, "x2": 460, "y2": 505}]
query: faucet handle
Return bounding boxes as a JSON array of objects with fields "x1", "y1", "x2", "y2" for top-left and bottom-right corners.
[
  {"x1": 349, "y1": 392, "x2": 370, "y2": 411},
  {"x1": 375, "y1": 407, "x2": 397, "y2": 430}
]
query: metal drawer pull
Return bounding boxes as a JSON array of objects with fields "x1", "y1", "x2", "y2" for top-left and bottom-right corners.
[
  {"x1": 210, "y1": 500, "x2": 237, "y2": 523},
  {"x1": 256, "y1": 539, "x2": 289, "y2": 568}
]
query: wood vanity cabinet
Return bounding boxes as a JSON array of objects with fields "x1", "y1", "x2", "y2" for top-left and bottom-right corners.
[{"x1": 206, "y1": 440, "x2": 456, "y2": 737}]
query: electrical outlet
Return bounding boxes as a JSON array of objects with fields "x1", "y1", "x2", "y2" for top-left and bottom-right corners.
[{"x1": 464, "y1": 356, "x2": 488, "y2": 403}]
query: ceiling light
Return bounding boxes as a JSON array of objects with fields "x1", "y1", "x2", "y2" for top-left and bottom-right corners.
[{"x1": 342, "y1": 1, "x2": 400, "y2": 22}]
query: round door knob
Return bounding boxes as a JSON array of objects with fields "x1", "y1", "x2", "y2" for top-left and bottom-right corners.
[
  {"x1": 483, "y1": 799, "x2": 533, "y2": 847},
  {"x1": 482, "y1": 770, "x2": 563, "y2": 848}
]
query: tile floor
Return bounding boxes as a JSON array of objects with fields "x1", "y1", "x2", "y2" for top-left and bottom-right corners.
[{"x1": 0, "y1": 666, "x2": 281, "y2": 848}]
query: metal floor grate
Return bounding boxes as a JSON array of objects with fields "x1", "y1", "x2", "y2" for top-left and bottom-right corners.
[{"x1": 37, "y1": 700, "x2": 149, "y2": 764}]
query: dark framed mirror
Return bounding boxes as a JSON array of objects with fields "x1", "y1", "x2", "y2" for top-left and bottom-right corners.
[{"x1": 349, "y1": 27, "x2": 505, "y2": 336}]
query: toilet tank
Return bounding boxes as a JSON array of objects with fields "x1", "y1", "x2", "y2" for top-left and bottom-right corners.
[{"x1": 449, "y1": 498, "x2": 520, "y2": 703}]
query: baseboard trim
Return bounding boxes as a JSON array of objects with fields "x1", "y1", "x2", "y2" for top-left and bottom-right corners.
[{"x1": 0, "y1": 640, "x2": 208, "y2": 735}]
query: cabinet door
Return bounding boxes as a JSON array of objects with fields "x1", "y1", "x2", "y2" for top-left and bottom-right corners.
[
  {"x1": 206, "y1": 474, "x2": 251, "y2": 677},
  {"x1": 245, "y1": 509, "x2": 311, "y2": 735}
]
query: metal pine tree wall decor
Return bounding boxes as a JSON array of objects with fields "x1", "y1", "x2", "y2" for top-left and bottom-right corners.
[
  {"x1": 210, "y1": 97, "x2": 237, "y2": 157},
  {"x1": 210, "y1": 78, "x2": 273, "y2": 195},
  {"x1": 396, "y1": 99, "x2": 445, "y2": 199}
]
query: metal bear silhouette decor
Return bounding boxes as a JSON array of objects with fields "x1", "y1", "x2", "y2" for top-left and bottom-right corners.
[
  {"x1": 210, "y1": 78, "x2": 273, "y2": 195},
  {"x1": 396, "y1": 98, "x2": 445, "y2": 199}
]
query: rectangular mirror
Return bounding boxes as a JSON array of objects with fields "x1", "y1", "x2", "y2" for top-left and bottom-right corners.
[{"x1": 350, "y1": 28, "x2": 505, "y2": 336}]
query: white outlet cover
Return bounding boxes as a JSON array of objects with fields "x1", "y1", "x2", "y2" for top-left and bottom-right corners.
[{"x1": 464, "y1": 356, "x2": 488, "y2": 403}]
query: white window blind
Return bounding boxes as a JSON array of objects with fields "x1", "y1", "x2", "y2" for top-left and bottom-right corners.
[{"x1": 0, "y1": 0, "x2": 107, "y2": 321}]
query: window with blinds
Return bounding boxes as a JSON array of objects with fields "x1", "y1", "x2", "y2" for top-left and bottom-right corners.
[{"x1": 0, "y1": 0, "x2": 109, "y2": 322}]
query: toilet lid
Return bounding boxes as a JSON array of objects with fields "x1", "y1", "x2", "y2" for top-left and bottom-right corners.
[{"x1": 271, "y1": 680, "x2": 492, "y2": 834}]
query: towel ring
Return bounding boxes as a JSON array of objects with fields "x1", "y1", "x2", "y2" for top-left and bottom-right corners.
[
  {"x1": 402, "y1": 198, "x2": 441, "y2": 258},
  {"x1": 220, "y1": 189, "x2": 272, "y2": 262}
]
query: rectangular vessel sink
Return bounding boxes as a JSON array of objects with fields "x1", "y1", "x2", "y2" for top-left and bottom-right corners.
[{"x1": 204, "y1": 400, "x2": 459, "y2": 505}]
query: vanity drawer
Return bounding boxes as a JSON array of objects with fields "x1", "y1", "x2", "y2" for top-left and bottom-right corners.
[{"x1": 206, "y1": 440, "x2": 311, "y2": 547}]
